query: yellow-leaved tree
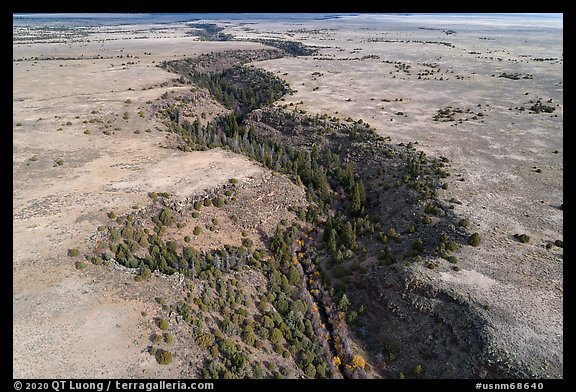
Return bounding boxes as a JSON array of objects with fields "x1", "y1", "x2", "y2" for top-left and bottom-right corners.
[{"x1": 351, "y1": 354, "x2": 366, "y2": 369}]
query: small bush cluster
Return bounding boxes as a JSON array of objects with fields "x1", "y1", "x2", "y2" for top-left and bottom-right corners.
[
  {"x1": 68, "y1": 248, "x2": 80, "y2": 257},
  {"x1": 514, "y1": 233, "x2": 530, "y2": 243},
  {"x1": 156, "y1": 349, "x2": 173, "y2": 365},
  {"x1": 468, "y1": 233, "x2": 481, "y2": 247},
  {"x1": 75, "y1": 261, "x2": 88, "y2": 270}
]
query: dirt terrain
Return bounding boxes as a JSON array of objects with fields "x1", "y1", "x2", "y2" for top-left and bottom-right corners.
[
  {"x1": 245, "y1": 15, "x2": 563, "y2": 378},
  {"x1": 13, "y1": 28, "x2": 276, "y2": 378},
  {"x1": 13, "y1": 14, "x2": 562, "y2": 379}
]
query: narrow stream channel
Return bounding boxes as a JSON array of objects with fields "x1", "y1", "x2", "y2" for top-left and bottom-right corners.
[{"x1": 294, "y1": 231, "x2": 349, "y2": 379}]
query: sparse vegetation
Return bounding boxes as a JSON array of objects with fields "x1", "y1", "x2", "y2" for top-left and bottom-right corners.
[
  {"x1": 163, "y1": 332, "x2": 174, "y2": 344},
  {"x1": 156, "y1": 349, "x2": 173, "y2": 365},
  {"x1": 65, "y1": 45, "x2": 498, "y2": 381},
  {"x1": 469, "y1": 233, "x2": 481, "y2": 247},
  {"x1": 514, "y1": 233, "x2": 530, "y2": 243},
  {"x1": 158, "y1": 319, "x2": 169, "y2": 330},
  {"x1": 75, "y1": 261, "x2": 87, "y2": 270},
  {"x1": 67, "y1": 248, "x2": 80, "y2": 257}
]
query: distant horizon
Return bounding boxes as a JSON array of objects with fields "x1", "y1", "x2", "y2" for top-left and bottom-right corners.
[{"x1": 12, "y1": 13, "x2": 563, "y2": 29}]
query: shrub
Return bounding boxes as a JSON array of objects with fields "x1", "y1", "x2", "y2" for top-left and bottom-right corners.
[
  {"x1": 337, "y1": 294, "x2": 350, "y2": 312},
  {"x1": 204, "y1": 198, "x2": 212, "y2": 207},
  {"x1": 55, "y1": 159, "x2": 64, "y2": 166},
  {"x1": 305, "y1": 363, "x2": 316, "y2": 378},
  {"x1": 214, "y1": 198, "x2": 225, "y2": 207},
  {"x1": 411, "y1": 238, "x2": 423, "y2": 252},
  {"x1": 193, "y1": 226, "x2": 201, "y2": 235},
  {"x1": 148, "y1": 192, "x2": 158, "y2": 199},
  {"x1": 446, "y1": 241, "x2": 459, "y2": 252},
  {"x1": 121, "y1": 226, "x2": 134, "y2": 240},
  {"x1": 347, "y1": 310, "x2": 358, "y2": 324},
  {"x1": 242, "y1": 330, "x2": 256, "y2": 346},
  {"x1": 447, "y1": 255, "x2": 458, "y2": 264},
  {"x1": 192, "y1": 212, "x2": 200, "y2": 218},
  {"x1": 440, "y1": 232, "x2": 449, "y2": 243},
  {"x1": 138, "y1": 236, "x2": 149, "y2": 248},
  {"x1": 107, "y1": 211, "x2": 116, "y2": 219},
  {"x1": 554, "y1": 240, "x2": 563, "y2": 248},
  {"x1": 210, "y1": 345, "x2": 219, "y2": 358},
  {"x1": 164, "y1": 333, "x2": 174, "y2": 344},
  {"x1": 156, "y1": 349, "x2": 173, "y2": 365},
  {"x1": 422, "y1": 215, "x2": 432, "y2": 224},
  {"x1": 159, "y1": 208, "x2": 174, "y2": 226},
  {"x1": 229, "y1": 178, "x2": 238, "y2": 184},
  {"x1": 158, "y1": 319, "x2": 169, "y2": 330},
  {"x1": 138, "y1": 267, "x2": 152, "y2": 281},
  {"x1": 176, "y1": 222, "x2": 185, "y2": 229},
  {"x1": 184, "y1": 236, "x2": 191, "y2": 243},
  {"x1": 68, "y1": 248, "x2": 80, "y2": 257},
  {"x1": 458, "y1": 218, "x2": 469, "y2": 228},
  {"x1": 469, "y1": 233, "x2": 481, "y2": 246},
  {"x1": 242, "y1": 238, "x2": 253, "y2": 248},
  {"x1": 514, "y1": 233, "x2": 530, "y2": 243},
  {"x1": 194, "y1": 201, "x2": 202, "y2": 211},
  {"x1": 75, "y1": 261, "x2": 87, "y2": 270},
  {"x1": 270, "y1": 328, "x2": 283, "y2": 345},
  {"x1": 414, "y1": 364, "x2": 423, "y2": 377},
  {"x1": 427, "y1": 261, "x2": 439, "y2": 269},
  {"x1": 83, "y1": 130, "x2": 91, "y2": 135},
  {"x1": 352, "y1": 354, "x2": 366, "y2": 369}
]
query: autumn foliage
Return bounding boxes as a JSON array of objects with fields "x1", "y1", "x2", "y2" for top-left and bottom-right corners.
[{"x1": 351, "y1": 354, "x2": 366, "y2": 369}]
